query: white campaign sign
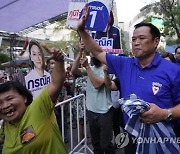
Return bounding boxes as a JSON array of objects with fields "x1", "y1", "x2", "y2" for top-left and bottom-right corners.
[
  {"x1": 66, "y1": 0, "x2": 87, "y2": 29},
  {"x1": 66, "y1": 0, "x2": 112, "y2": 32},
  {"x1": 25, "y1": 69, "x2": 51, "y2": 99},
  {"x1": 95, "y1": 37, "x2": 113, "y2": 49}
]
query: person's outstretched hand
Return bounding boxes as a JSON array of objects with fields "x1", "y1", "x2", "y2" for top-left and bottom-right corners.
[
  {"x1": 77, "y1": 4, "x2": 89, "y2": 31},
  {"x1": 42, "y1": 43, "x2": 65, "y2": 62}
]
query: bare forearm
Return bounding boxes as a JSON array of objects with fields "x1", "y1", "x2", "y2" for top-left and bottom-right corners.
[
  {"x1": 49, "y1": 61, "x2": 65, "y2": 102},
  {"x1": 71, "y1": 52, "x2": 81, "y2": 75},
  {"x1": 86, "y1": 66, "x2": 104, "y2": 89},
  {"x1": 104, "y1": 72, "x2": 112, "y2": 89}
]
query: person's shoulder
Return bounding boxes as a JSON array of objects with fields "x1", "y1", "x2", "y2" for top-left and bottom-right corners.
[
  {"x1": 175, "y1": 62, "x2": 180, "y2": 66},
  {"x1": 107, "y1": 53, "x2": 131, "y2": 60},
  {"x1": 112, "y1": 25, "x2": 119, "y2": 29},
  {"x1": 25, "y1": 70, "x2": 34, "y2": 78},
  {"x1": 111, "y1": 26, "x2": 120, "y2": 31},
  {"x1": 161, "y1": 58, "x2": 178, "y2": 66},
  {"x1": 33, "y1": 87, "x2": 50, "y2": 102},
  {"x1": 160, "y1": 58, "x2": 180, "y2": 73}
]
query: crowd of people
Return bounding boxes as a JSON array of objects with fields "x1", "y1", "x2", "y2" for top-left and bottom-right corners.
[
  {"x1": 76, "y1": 4, "x2": 180, "y2": 154},
  {"x1": 0, "y1": 4, "x2": 180, "y2": 154}
]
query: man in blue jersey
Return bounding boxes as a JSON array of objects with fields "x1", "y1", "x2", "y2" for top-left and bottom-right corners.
[{"x1": 77, "y1": 4, "x2": 180, "y2": 153}]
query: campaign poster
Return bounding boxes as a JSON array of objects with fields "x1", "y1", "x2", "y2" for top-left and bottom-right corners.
[
  {"x1": 17, "y1": 39, "x2": 74, "y2": 99},
  {"x1": 24, "y1": 40, "x2": 51, "y2": 99},
  {"x1": 66, "y1": 0, "x2": 87, "y2": 29},
  {"x1": 66, "y1": 0, "x2": 112, "y2": 32}
]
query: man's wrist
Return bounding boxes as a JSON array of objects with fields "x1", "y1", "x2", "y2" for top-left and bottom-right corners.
[{"x1": 164, "y1": 109, "x2": 173, "y2": 121}]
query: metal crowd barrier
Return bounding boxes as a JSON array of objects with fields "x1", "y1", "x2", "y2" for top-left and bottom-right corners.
[{"x1": 55, "y1": 94, "x2": 93, "y2": 154}]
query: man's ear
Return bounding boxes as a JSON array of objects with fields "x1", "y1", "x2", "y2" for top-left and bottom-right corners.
[{"x1": 154, "y1": 37, "x2": 160, "y2": 47}]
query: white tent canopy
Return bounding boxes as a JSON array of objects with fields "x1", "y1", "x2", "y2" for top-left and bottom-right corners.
[{"x1": 0, "y1": 0, "x2": 69, "y2": 33}]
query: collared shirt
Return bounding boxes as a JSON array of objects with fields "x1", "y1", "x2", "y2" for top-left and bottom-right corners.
[
  {"x1": 106, "y1": 52, "x2": 180, "y2": 122},
  {"x1": 176, "y1": 61, "x2": 180, "y2": 66}
]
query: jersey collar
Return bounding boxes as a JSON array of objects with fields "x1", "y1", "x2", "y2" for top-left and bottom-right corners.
[{"x1": 133, "y1": 52, "x2": 162, "y2": 69}]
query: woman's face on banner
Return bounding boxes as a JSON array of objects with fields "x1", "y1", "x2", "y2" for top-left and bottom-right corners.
[{"x1": 30, "y1": 45, "x2": 43, "y2": 69}]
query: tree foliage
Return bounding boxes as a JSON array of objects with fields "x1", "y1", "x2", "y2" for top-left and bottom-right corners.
[
  {"x1": 51, "y1": 20, "x2": 80, "y2": 55},
  {"x1": 152, "y1": 0, "x2": 180, "y2": 39},
  {"x1": 157, "y1": 46, "x2": 166, "y2": 54},
  {"x1": 120, "y1": 29, "x2": 129, "y2": 55},
  {"x1": 0, "y1": 53, "x2": 10, "y2": 70},
  {"x1": 0, "y1": 44, "x2": 8, "y2": 53}
]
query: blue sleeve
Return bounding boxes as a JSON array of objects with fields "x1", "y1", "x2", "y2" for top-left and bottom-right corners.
[
  {"x1": 172, "y1": 68, "x2": 180, "y2": 105},
  {"x1": 106, "y1": 53, "x2": 118, "y2": 75},
  {"x1": 106, "y1": 53, "x2": 128, "y2": 76}
]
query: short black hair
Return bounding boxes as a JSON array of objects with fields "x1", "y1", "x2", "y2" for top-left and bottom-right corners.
[
  {"x1": 134, "y1": 22, "x2": 161, "y2": 40},
  {"x1": 91, "y1": 57, "x2": 102, "y2": 67},
  {"x1": 0, "y1": 81, "x2": 33, "y2": 106},
  {"x1": 175, "y1": 46, "x2": 180, "y2": 54}
]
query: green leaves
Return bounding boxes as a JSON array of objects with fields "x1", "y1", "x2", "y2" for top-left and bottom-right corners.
[{"x1": 145, "y1": 0, "x2": 180, "y2": 39}]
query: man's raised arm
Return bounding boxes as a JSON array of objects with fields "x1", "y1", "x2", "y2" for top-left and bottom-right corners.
[{"x1": 77, "y1": 4, "x2": 107, "y2": 64}]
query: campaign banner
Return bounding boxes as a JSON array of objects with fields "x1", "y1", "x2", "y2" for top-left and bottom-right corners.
[
  {"x1": 94, "y1": 37, "x2": 123, "y2": 54},
  {"x1": 66, "y1": 0, "x2": 112, "y2": 32}
]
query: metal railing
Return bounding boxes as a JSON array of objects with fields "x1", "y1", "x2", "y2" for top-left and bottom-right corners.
[{"x1": 55, "y1": 94, "x2": 93, "y2": 154}]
